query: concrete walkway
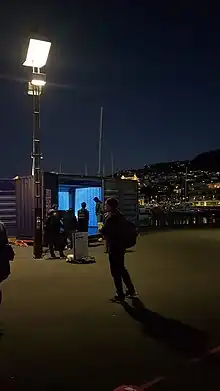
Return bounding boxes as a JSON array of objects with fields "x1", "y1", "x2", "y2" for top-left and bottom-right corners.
[{"x1": 1, "y1": 229, "x2": 220, "y2": 390}]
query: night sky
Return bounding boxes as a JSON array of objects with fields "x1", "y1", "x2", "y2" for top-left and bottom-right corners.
[{"x1": 0, "y1": 1, "x2": 220, "y2": 177}]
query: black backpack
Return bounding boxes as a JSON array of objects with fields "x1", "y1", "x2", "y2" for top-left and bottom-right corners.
[{"x1": 123, "y1": 219, "x2": 137, "y2": 249}]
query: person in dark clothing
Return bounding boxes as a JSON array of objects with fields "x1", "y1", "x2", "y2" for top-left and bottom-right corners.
[
  {"x1": 103, "y1": 212, "x2": 109, "y2": 253},
  {"x1": 63, "y1": 209, "x2": 78, "y2": 249},
  {"x1": 100, "y1": 198, "x2": 136, "y2": 302},
  {"x1": 0, "y1": 221, "x2": 14, "y2": 305},
  {"x1": 44, "y1": 210, "x2": 65, "y2": 258},
  {"x1": 77, "y1": 202, "x2": 89, "y2": 232},
  {"x1": 94, "y1": 197, "x2": 103, "y2": 224}
]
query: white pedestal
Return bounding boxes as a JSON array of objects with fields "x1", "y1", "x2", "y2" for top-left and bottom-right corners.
[{"x1": 73, "y1": 232, "x2": 88, "y2": 260}]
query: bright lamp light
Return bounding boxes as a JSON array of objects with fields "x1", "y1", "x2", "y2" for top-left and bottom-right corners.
[
  {"x1": 31, "y1": 72, "x2": 46, "y2": 86},
  {"x1": 31, "y1": 79, "x2": 46, "y2": 86},
  {"x1": 27, "y1": 82, "x2": 43, "y2": 95},
  {"x1": 23, "y1": 39, "x2": 51, "y2": 68}
]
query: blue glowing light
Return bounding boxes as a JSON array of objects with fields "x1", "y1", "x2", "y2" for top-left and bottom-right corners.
[
  {"x1": 75, "y1": 187, "x2": 102, "y2": 227},
  {"x1": 58, "y1": 191, "x2": 69, "y2": 211}
]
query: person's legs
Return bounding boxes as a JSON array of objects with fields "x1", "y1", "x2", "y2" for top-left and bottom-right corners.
[
  {"x1": 117, "y1": 250, "x2": 136, "y2": 295},
  {"x1": 49, "y1": 242, "x2": 56, "y2": 257},
  {"x1": 105, "y1": 240, "x2": 109, "y2": 254},
  {"x1": 59, "y1": 234, "x2": 65, "y2": 258},
  {"x1": 109, "y1": 251, "x2": 124, "y2": 298},
  {"x1": 68, "y1": 230, "x2": 73, "y2": 249}
]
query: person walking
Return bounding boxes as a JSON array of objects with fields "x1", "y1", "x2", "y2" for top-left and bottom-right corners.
[{"x1": 100, "y1": 198, "x2": 137, "y2": 302}]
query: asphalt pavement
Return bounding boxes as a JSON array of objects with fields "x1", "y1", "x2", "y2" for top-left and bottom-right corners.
[{"x1": 1, "y1": 229, "x2": 220, "y2": 390}]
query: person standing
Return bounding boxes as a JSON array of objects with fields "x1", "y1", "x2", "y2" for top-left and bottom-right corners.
[
  {"x1": 100, "y1": 198, "x2": 136, "y2": 302},
  {"x1": 44, "y1": 209, "x2": 65, "y2": 258},
  {"x1": 0, "y1": 221, "x2": 14, "y2": 305},
  {"x1": 103, "y1": 211, "x2": 109, "y2": 253},
  {"x1": 78, "y1": 202, "x2": 89, "y2": 232},
  {"x1": 63, "y1": 208, "x2": 78, "y2": 248},
  {"x1": 94, "y1": 197, "x2": 103, "y2": 226}
]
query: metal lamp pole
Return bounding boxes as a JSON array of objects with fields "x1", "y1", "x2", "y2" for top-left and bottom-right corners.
[
  {"x1": 32, "y1": 80, "x2": 42, "y2": 258},
  {"x1": 98, "y1": 106, "x2": 103, "y2": 177},
  {"x1": 23, "y1": 38, "x2": 51, "y2": 258}
]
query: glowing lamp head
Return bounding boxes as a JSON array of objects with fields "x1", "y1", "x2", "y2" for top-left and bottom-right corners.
[
  {"x1": 31, "y1": 79, "x2": 46, "y2": 86},
  {"x1": 27, "y1": 82, "x2": 43, "y2": 96},
  {"x1": 31, "y1": 72, "x2": 46, "y2": 86},
  {"x1": 23, "y1": 38, "x2": 51, "y2": 68}
]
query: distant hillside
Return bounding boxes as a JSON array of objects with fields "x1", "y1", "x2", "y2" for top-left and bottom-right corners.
[
  {"x1": 144, "y1": 160, "x2": 188, "y2": 173},
  {"x1": 143, "y1": 150, "x2": 220, "y2": 173},
  {"x1": 190, "y1": 150, "x2": 220, "y2": 171}
]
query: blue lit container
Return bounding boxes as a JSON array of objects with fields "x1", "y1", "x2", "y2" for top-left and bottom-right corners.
[
  {"x1": 16, "y1": 173, "x2": 58, "y2": 239},
  {"x1": 58, "y1": 190, "x2": 70, "y2": 211},
  {"x1": 57, "y1": 175, "x2": 103, "y2": 235},
  {"x1": 15, "y1": 172, "x2": 138, "y2": 240},
  {"x1": 75, "y1": 187, "x2": 102, "y2": 228}
]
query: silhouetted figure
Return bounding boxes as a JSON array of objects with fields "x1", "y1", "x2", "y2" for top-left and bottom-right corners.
[
  {"x1": 44, "y1": 210, "x2": 65, "y2": 258},
  {"x1": 0, "y1": 221, "x2": 14, "y2": 305},
  {"x1": 103, "y1": 212, "x2": 109, "y2": 253},
  {"x1": 77, "y1": 202, "x2": 89, "y2": 232},
  {"x1": 100, "y1": 198, "x2": 136, "y2": 302},
  {"x1": 63, "y1": 208, "x2": 78, "y2": 248},
  {"x1": 94, "y1": 197, "x2": 103, "y2": 224}
]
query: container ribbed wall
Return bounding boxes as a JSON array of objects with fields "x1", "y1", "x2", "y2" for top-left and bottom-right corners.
[{"x1": 0, "y1": 179, "x2": 16, "y2": 237}]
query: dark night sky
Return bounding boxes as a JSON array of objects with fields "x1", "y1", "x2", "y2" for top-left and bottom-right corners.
[{"x1": 0, "y1": 1, "x2": 220, "y2": 177}]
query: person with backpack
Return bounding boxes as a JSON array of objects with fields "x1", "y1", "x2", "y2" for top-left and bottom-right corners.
[
  {"x1": 0, "y1": 221, "x2": 14, "y2": 305},
  {"x1": 100, "y1": 198, "x2": 137, "y2": 302}
]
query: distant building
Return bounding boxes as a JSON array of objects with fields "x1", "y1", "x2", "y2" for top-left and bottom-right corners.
[
  {"x1": 208, "y1": 183, "x2": 220, "y2": 189},
  {"x1": 121, "y1": 173, "x2": 140, "y2": 184}
]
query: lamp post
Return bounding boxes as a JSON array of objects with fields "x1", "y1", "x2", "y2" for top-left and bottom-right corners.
[
  {"x1": 23, "y1": 38, "x2": 51, "y2": 258},
  {"x1": 98, "y1": 106, "x2": 103, "y2": 177}
]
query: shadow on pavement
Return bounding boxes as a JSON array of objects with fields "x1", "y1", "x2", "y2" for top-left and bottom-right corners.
[
  {"x1": 89, "y1": 243, "x2": 104, "y2": 248},
  {"x1": 121, "y1": 298, "x2": 208, "y2": 358}
]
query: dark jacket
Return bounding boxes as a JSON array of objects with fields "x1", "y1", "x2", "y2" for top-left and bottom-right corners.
[
  {"x1": 44, "y1": 211, "x2": 64, "y2": 245},
  {"x1": 77, "y1": 208, "x2": 89, "y2": 232},
  {"x1": 95, "y1": 201, "x2": 103, "y2": 216},
  {"x1": 0, "y1": 222, "x2": 8, "y2": 248},
  {"x1": 100, "y1": 210, "x2": 125, "y2": 251},
  {"x1": 0, "y1": 222, "x2": 11, "y2": 282},
  {"x1": 63, "y1": 211, "x2": 78, "y2": 231}
]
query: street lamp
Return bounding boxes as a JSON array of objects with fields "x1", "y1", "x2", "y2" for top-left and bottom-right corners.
[{"x1": 23, "y1": 38, "x2": 51, "y2": 258}]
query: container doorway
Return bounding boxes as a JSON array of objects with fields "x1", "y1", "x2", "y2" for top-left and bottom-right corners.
[{"x1": 58, "y1": 184, "x2": 102, "y2": 236}]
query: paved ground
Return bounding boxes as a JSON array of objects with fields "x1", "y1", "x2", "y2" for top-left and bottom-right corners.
[{"x1": 1, "y1": 229, "x2": 220, "y2": 390}]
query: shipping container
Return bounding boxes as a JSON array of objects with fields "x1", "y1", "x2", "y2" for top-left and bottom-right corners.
[
  {"x1": 0, "y1": 179, "x2": 17, "y2": 237},
  {"x1": 16, "y1": 172, "x2": 58, "y2": 239},
  {"x1": 103, "y1": 178, "x2": 138, "y2": 224},
  {"x1": 15, "y1": 172, "x2": 138, "y2": 240}
]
